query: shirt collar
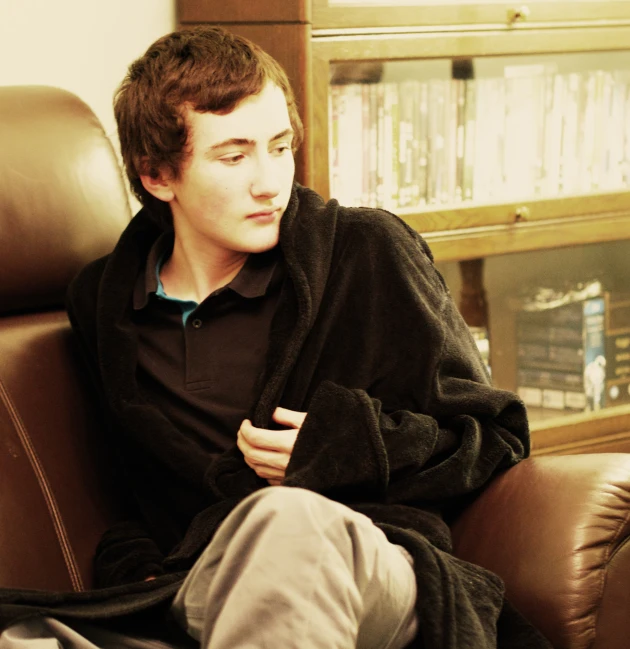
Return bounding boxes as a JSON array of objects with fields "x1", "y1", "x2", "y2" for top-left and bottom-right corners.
[
  {"x1": 133, "y1": 233, "x2": 280, "y2": 310},
  {"x1": 230, "y1": 247, "x2": 280, "y2": 299},
  {"x1": 133, "y1": 233, "x2": 173, "y2": 310}
]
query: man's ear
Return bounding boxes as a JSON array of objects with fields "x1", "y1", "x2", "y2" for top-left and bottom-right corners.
[{"x1": 139, "y1": 164, "x2": 175, "y2": 202}]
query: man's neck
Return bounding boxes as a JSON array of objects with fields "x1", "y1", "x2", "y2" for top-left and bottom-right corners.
[{"x1": 159, "y1": 236, "x2": 249, "y2": 304}]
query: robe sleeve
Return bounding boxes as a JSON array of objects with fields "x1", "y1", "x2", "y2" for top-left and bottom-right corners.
[
  {"x1": 282, "y1": 212, "x2": 529, "y2": 506},
  {"x1": 282, "y1": 377, "x2": 528, "y2": 506}
]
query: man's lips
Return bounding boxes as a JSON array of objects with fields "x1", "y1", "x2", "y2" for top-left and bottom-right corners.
[{"x1": 247, "y1": 208, "x2": 280, "y2": 219}]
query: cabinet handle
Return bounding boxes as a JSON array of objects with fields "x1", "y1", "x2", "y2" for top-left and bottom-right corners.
[
  {"x1": 507, "y1": 5, "x2": 530, "y2": 24},
  {"x1": 514, "y1": 206, "x2": 530, "y2": 222}
]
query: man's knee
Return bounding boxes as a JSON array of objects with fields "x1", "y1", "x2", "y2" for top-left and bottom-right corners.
[
  {"x1": 243, "y1": 486, "x2": 360, "y2": 532},
  {"x1": 244, "y1": 486, "x2": 377, "y2": 545},
  {"x1": 248, "y1": 485, "x2": 328, "y2": 515}
]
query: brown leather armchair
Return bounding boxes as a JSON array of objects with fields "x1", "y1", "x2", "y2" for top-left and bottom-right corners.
[
  {"x1": 1, "y1": 85, "x2": 630, "y2": 649},
  {"x1": 0, "y1": 85, "x2": 129, "y2": 592}
]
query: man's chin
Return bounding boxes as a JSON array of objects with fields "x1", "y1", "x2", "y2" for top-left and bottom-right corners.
[
  {"x1": 247, "y1": 227, "x2": 280, "y2": 253},
  {"x1": 240, "y1": 235, "x2": 280, "y2": 255}
]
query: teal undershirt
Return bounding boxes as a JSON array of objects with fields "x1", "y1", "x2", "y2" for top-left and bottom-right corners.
[{"x1": 155, "y1": 258, "x2": 198, "y2": 326}]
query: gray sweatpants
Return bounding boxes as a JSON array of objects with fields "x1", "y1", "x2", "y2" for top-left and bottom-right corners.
[{"x1": 0, "y1": 487, "x2": 418, "y2": 649}]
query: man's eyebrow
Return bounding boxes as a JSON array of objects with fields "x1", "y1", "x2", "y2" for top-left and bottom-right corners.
[
  {"x1": 208, "y1": 137, "x2": 253, "y2": 152},
  {"x1": 207, "y1": 129, "x2": 294, "y2": 153},
  {"x1": 270, "y1": 128, "x2": 294, "y2": 142}
]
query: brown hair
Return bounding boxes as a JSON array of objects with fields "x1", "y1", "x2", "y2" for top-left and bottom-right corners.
[{"x1": 114, "y1": 26, "x2": 303, "y2": 227}]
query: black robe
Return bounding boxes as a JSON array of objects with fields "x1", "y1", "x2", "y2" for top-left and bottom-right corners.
[{"x1": 0, "y1": 184, "x2": 551, "y2": 648}]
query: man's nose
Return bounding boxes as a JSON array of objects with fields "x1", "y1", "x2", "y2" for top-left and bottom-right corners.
[{"x1": 251, "y1": 155, "x2": 281, "y2": 198}]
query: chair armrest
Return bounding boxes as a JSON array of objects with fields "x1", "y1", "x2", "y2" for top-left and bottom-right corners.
[{"x1": 451, "y1": 454, "x2": 630, "y2": 649}]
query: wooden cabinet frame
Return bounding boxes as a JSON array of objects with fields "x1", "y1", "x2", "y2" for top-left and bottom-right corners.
[
  {"x1": 311, "y1": 1, "x2": 630, "y2": 31},
  {"x1": 529, "y1": 404, "x2": 630, "y2": 455}
]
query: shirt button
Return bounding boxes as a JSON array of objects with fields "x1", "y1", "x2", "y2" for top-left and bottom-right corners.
[{"x1": 191, "y1": 318, "x2": 202, "y2": 329}]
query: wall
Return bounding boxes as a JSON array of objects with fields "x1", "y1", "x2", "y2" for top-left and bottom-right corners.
[{"x1": 0, "y1": 0, "x2": 176, "y2": 207}]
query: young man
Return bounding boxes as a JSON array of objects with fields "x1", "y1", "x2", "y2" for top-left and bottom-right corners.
[{"x1": 0, "y1": 26, "x2": 550, "y2": 649}]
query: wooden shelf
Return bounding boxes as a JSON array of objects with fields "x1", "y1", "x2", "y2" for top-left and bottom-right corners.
[
  {"x1": 310, "y1": 24, "x2": 630, "y2": 62},
  {"x1": 390, "y1": 191, "x2": 630, "y2": 229},
  {"x1": 419, "y1": 208, "x2": 630, "y2": 262},
  {"x1": 530, "y1": 404, "x2": 630, "y2": 455}
]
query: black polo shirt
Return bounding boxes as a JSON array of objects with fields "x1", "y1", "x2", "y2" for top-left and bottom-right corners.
[{"x1": 132, "y1": 233, "x2": 284, "y2": 454}]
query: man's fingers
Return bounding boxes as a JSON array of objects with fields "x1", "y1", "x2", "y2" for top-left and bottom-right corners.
[
  {"x1": 240, "y1": 441, "x2": 286, "y2": 480},
  {"x1": 237, "y1": 417, "x2": 300, "y2": 484},
  {"x1": 238, "y1": 430, "x2": 290, "y2": 470},
  {"x1": 244, "y1": 458, "x2": 285, "y2": 480},
  {"x1": 240, "y1": 419, "x2": 297, "y2": 453},
  {"x1": 272, "y1": 407, "x2": 307, "y2": 429}
]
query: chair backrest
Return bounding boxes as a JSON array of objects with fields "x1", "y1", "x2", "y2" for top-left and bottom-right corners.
[{"x1": 0, "y1": 85, "x2": 131, "y2": 591}]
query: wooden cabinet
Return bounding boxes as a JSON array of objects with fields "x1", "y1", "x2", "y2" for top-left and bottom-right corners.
[{"x1": 178, "y1": 1, "x2": 630, "y2": 455}]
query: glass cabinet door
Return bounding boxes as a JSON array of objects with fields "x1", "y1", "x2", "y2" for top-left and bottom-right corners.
[
  {"x1": 311, "y1": 26, "x2": 630, "y2": 260},
  {"x1": 436, "y1": 238, "x2": 630, "y2": 454},
  {"x1": 328, "y1": 51, "x2": 630, "y2": 210},
  {"x1": 312, "y1": 1, "x2": 630, "y2": 30}
]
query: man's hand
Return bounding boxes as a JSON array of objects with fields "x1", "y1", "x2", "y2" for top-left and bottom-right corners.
[{"x1": 237, "y1": 407, "x2": 306, "y2": 486}]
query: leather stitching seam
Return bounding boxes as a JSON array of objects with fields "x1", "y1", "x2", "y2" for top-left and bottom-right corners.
[{"x1": 0, "y1": 376, "x2": 84, "y2": 591}]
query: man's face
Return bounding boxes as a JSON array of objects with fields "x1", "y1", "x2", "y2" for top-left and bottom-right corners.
[{"x1": 166, "y1": 82, "x2": 295, "y2": 258}]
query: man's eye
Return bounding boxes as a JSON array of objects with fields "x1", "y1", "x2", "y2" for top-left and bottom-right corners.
[
  {"x1": 273, "y1": 144, "x2": 291, "y2": 156},
  {"x1": 221, "y1": 154, "x2": 244, "y2": 164}
]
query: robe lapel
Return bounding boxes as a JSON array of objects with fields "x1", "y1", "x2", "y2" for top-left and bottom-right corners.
[{"x1": 253, "y1": 184, "x2": 338, "y2": 426}]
